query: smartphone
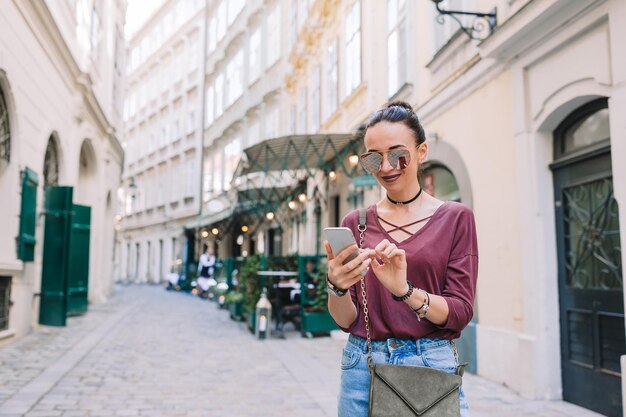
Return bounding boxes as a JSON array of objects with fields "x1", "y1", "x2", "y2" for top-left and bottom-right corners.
[{"x1": 323, "y1": 227, "x2": 367, "y2": 276}]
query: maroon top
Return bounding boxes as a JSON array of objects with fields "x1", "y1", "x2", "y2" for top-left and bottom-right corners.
[{"x1": 338, "y1": 201, "x2": 478, "y2": 341}]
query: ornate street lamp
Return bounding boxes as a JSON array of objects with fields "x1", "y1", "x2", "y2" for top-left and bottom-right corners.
[{"x1": 431, "y1": 0, "x2": 497, "y2": 41}]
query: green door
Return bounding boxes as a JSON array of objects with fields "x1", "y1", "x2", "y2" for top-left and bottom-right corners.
[
  {"x1": 39, "y1": 186, "x2": 73, "y2": 326},
  {"x1": 67, "y1": 204, "x2": 90, "y2": 315}
]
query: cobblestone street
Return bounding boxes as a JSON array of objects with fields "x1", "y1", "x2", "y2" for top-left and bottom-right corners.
[{"x1": 0, "y1": 286, "x2": 604, "y2": 417}]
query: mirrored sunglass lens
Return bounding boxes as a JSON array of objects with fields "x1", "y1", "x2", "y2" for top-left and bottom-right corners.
[
  {"x1": 360, "y1": 153, "x2": 382, "y2": 173},
  {"x1": 388, "y1": 149, "x2": 411, "y2": 169}
]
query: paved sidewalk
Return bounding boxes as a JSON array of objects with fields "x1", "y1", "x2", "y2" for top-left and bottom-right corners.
[{"x1": 0, "y1": 285, "x2": 605, "y2": 417}]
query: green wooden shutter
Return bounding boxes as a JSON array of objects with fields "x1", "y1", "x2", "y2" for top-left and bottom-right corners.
[
  {"x1": 67, "y1": 204, "x2": 90, "y2": 316},
  {"x1": 39, "y1": 186, "x2": 73, "y2": 326},
  {"x1": 17, "y1": 168, "x2": 38, "y2": 261}
]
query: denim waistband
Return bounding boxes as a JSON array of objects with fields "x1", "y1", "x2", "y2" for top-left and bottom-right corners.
[{"x1": 348, "y1": 334, "x2": 452, "y2": 355}]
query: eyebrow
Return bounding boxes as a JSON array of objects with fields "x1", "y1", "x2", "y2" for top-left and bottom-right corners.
[{"x1": 365, "y1": 144, "x2": 408, "y2": 152}]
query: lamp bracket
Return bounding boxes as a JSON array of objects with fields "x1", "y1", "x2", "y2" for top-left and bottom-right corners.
[{"x1": 433, "y1": 1, "x2": 497, "y2": 41}]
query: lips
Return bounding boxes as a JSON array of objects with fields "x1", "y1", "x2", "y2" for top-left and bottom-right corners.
[{"x1": 381, "y1": 174, "x2": 401, "y2": 183}]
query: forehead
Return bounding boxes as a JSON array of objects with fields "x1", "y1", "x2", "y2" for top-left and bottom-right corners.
[{"x1": 364, "y1": 121, "x2": 415, "y2": 150}]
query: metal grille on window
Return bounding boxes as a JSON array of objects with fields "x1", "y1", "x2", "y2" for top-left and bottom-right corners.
[
  {"x1": 0, "y1": 87, "x2": 10, "y2": 163},
  {"x1": 44, "y1": 138, "x2": 59, "y2": 187},
  {"x1": 0, "y1": 277, "x2": 10, "y2": 331}
]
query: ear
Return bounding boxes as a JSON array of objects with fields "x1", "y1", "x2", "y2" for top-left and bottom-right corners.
[{"x1": 417, "y1": 142, "x2": 428, "y2": 164}]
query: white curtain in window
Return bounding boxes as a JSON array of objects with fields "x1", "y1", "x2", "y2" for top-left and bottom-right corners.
[{"x1": 345, "y1": 1, "x2": 361, "y2": 96}]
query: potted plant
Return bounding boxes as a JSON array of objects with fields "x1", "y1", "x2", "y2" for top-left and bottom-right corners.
[
  {"x1": 238, "y1": 254, "x2": 262, "y2": 331},
  {"x1": 300, "y1": 258, "x2": 338, "y2": 336},
  {"x1": 225, "y1": 291, "x2": 244, "y2": 321}
]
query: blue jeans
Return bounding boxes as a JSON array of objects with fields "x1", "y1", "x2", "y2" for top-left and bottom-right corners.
[{"x1": 338, "y1": 335, "x2": 470, "y2": 417}]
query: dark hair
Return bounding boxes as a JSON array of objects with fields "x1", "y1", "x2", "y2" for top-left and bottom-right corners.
[
  {"x1": 364, "y1": 101, "x2": 426, "y2": 146},
  {"x1": 202, "y1": 243, "x2": 208, "y2": 253}
]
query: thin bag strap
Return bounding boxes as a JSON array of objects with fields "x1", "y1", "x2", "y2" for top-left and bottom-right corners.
[
  {"x1": 357, "y1": 208, "x2": 374, "y2": 370},
  {"x1": 357, "y1": 207, "x2": 466, "y2": 376}
]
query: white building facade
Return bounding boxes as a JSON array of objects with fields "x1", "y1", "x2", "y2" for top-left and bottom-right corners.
[
  {"x1": 0, "y1": 0, "x2": 126, "y2": 342},
  {"x1": 118, "y1": 0, "x2": 205, "y2": 284}
]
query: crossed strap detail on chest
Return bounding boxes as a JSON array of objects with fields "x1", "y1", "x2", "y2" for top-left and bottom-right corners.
[{"x1": 377, "y1": 215, "x2": 433, "y2": 237}]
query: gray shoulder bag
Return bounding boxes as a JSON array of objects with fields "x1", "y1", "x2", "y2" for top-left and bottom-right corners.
[{"x1": 357, "y1": 208, "x2": 466, "y2": 417}]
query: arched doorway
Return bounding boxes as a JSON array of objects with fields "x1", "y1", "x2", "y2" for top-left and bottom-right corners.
[
  {"x1": 43, "y1": 135, "x2": 60, "y2": 187},
  {"x1": 421, "y1": 164, "x2": 461, "y2": 202},
  {"x1": 76, "y1": 140, "x2": 97, "y2": 205},
  {"x1": 550, "y1": 98, "x2": 624, "y2": 416},
  {"x1": 0, "y1": 81, "x2": 10, "y2": 166},
  {"x1": 421, "y1": 161, "x2": 477, "y2": 374}
]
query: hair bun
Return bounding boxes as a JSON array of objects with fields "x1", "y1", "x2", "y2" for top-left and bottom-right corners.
[{"x1": 385, "y1": 101, "x2": 413, "y2": 112}]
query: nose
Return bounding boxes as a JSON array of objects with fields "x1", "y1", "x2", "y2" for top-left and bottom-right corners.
[{"x1": 379, "y1": 154, "x2": 394, "y2": 172}]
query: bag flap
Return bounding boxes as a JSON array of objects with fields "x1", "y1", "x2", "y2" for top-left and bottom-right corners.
[{"x1": 372, "y1": 364, "x2": 461, "y2": 415}]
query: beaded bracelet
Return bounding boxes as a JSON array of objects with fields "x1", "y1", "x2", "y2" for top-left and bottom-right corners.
[
  {"x1": 391, "y1": 280, "x2": 414, "y2": 302},
  {"x1": 413, "y1": 289, "x2": 431, "y2": 322}
]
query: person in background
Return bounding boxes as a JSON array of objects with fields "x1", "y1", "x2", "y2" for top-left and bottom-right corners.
[{"x1": 197, "y1": 244, "x2": 216, "y2": 297}]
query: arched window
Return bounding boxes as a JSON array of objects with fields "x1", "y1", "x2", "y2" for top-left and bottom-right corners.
[
  {"x1": 421, "y1": 163, "x2": 461, "y2": 202},
  {"x1": 0, "y1": 86, "x2": 10, "y2": 163},
  {"x1": 44, "y1": 137, "x2": 59, "y2": 187},
  {"x1": 554, "y1": 97, "x2": 609, "y2": 158}
]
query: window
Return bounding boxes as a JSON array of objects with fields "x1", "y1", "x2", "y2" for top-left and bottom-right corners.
[
  {"x1": 203, "y1": 153, "x2": 213, "y2": 201},
  {"x1": 289, "y1": 0, "x2": 298, "y2": 47},
  {"x1": 212, "y1": 144, "x2": 224, "y2": 194},
  {"x1": 325, "y1": 38, "x2": 338, "y2": 119},
  {"x1": 217, "y1": 1, "x2": 227, "y2": 42},
  {"x1": 188, "y1": 40, "x2": 199, "y2": 72},
  {"x1": 266, "y1": 6, "x2": 281, "y2": 69},
  {"x1": 311, "y1": 66, "x2": 321, "y2": 132},
  {"x1": 0, "y1": 86, "x2": 10, "y2": 163},
  {"x1": 205, "y1": 85, "x2": 214, "y2": 125},
  {"x1": 226, "y1": 51, "x2": 243, "y2": 107},
  {"x1": 265, "y1": 107, "x2": 279, "y2": 139},
  {"x1": 387, "y1": 0, "x2": 407, "y2": 97},
  {"x1": 227, "y1": 0, "x2": 245, "y2": 25},
  {"x1": 223, "y1": 138, "x2": 241, "y2": 191},
  {"x1": 90, "y1": 6, "x2": 101, "y2": 56},
  {"x1": 289, "y1": 104, "x2": 297, "y2": 135},
  {"x1": 208, "y1": 17, "x2": 216, "y2": 52},
  {"x1": 215, "y1": 73, "x2": 224, "y2": 117},
  {"x1": 248, "y1": 29, "x2": 261, "y2": 85},
  {"x1": 298, "y1": 0, "x2": 308, "y2": 28},
  {"x1": 298, "y1": 87, "x2": 307, "y2": 134},
  {"x1": 248, "y1": 120, "x2": 260, "y2": 146},
  {"x1": 345, "y1": 1, "x2": 361, "y2": 96},
  {"x1": 187, "y1": 111, "x2": 195, "y2": 134},
  {"x1": 185, "y1": 155, "x2": 196, "y2": 198}
]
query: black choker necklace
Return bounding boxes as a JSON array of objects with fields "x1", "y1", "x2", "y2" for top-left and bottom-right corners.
[{"x1": 387, "y1": 188, "x2": 422, "y2": 206}]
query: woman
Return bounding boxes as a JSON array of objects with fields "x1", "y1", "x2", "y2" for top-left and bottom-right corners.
[
  {"x1": 197, "y1": 244, "x2": 216, "y2": 297},
  {"x1": 324, "y1": 101, "x2": 477, "y2": 417}
]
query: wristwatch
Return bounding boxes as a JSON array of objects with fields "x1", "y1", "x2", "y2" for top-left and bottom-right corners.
[{"x1": 326, "y1": 275, "x2": 348, "y2": 297}]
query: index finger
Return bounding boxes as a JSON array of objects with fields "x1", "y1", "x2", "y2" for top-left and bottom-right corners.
[{"x1": 323, "y1": 240, "x2": 335, "y2": 260}]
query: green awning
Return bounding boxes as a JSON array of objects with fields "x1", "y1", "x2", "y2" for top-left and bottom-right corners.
[{"x1": 235, "y1": 134, "x2": 362, "y2": 177}]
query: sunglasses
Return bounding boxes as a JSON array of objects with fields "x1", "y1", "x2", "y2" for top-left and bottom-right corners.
[{"x1": 359, "y1": 148, "x2": 411, "y2": 174}]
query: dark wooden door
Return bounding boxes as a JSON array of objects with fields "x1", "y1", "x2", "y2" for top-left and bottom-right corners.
[{"x1": 553, "y1": 147, "x2": 624, "y2": 416}]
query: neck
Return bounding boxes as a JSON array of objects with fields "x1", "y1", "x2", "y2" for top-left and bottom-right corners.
[{"x1": 386, "y1": 187, "x2": 422, "y2": 206}]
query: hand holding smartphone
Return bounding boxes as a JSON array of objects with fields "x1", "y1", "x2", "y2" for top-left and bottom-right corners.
[{"x1": 323, "y1": 227, "x2": 368, "y2": 276}]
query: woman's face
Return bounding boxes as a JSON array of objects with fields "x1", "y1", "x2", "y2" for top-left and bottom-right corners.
[{"x1": 363, "y1": 121, "x2": 427, "y2": 193}]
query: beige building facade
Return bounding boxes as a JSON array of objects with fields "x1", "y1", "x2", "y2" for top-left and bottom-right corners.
[
  {"x1": 0, "y1": 0, "x2": 126, "y2": 342},
  {"x1": 259, "y1": 0, "x2": 626, "y2": 415}
]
